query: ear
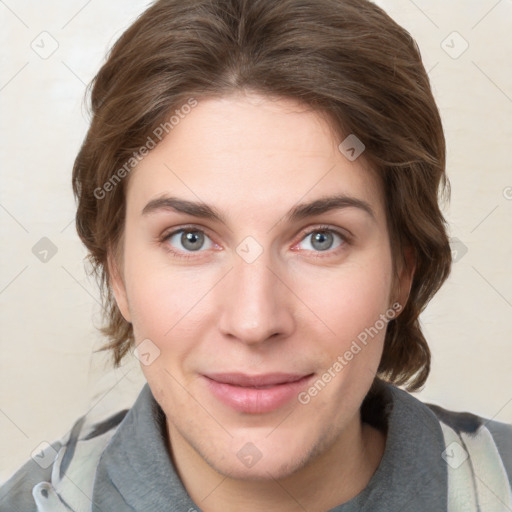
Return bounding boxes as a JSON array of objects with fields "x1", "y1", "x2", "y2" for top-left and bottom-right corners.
[
  {"x1": 395, "y1": 245, "x2": 416, "y2": 310},
  {"x1": 107, "y1": 250, "x2": 132, "y2": 323}
]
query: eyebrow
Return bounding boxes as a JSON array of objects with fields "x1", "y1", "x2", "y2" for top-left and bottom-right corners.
[{"x1": 141, "y1": 194, "x2": 375, "y2": 223}]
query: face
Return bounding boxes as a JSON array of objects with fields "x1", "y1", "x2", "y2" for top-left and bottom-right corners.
[{"x1": 110, "y1": 92, "x2": 411, "y2": 480}]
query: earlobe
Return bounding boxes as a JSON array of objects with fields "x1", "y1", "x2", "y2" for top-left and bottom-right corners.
[{"x1": 107, "y1": 251, "x2": 131, "y2": 323}]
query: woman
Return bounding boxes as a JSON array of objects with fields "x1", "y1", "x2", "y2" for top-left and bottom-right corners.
[{"x1": 1, "y1": 0, "x2": 511, "y2": 510}]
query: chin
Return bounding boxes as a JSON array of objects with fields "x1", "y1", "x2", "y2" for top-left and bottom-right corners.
[
  {"x1": 212, "y1": 449, "x2": 308, "y2": 482},
  {"x1": 203, "y1": 430, "x2": 324, "y2": 482}
]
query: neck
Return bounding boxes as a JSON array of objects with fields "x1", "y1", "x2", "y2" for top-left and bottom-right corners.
[{"x1": 167, "y1": 414, "x2": 386, "y2": 512}]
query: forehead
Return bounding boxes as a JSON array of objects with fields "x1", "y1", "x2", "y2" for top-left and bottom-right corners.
[{"x1": 125, "y1": 93, "x2": 385, "y2": 222}]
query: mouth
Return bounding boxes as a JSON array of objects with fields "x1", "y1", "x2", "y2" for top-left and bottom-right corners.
[{"x1": 202, "y1": 372, "x2": 315, "y2": 414}]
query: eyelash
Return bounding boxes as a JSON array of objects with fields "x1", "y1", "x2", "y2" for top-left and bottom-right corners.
[{"x1": 159, "y1": 224, "x2": 351, "y2": 261}]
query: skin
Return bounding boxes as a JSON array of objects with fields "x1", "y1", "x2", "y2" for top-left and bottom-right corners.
[{"x1": 110, "y1": 91, "x2": 414, "y2": 512}]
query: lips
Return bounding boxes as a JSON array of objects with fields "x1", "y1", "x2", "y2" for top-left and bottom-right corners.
[{"x1": 202, "y1": 372, "x2": 314, "y2": 414}]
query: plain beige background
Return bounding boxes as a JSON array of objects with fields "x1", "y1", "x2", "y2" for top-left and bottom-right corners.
[{"x1": 1, "y1": 0, "x2": 511, "y2": 483}]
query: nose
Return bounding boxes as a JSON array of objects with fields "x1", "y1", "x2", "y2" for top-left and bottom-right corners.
[{"x1": 217, "y1": 252, "x2": 295, "y2": 346}]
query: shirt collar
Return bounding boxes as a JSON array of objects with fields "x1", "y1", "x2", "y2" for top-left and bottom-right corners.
[
  {"x1": 336, "y1": 379, "x2": 448, "y2": 511},
  {"x1": 93, "y1": 379, "x2": 447, "y2": 511},
  {"x1": 93, "y1": 383, "x2": 198, "y2": 511}
]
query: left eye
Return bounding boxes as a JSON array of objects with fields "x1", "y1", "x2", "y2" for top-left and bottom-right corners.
[
  {"x1": 166, "y1": 229, "x2": 214, "y2": 252},
  {"x1": 298, "y1": 229, "x2": 345, "y2": 252}
]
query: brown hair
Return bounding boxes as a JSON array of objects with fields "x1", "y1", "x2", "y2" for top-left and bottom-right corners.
[{"x1": 72, "y1": 0, "x2": 451, "y2": 391}]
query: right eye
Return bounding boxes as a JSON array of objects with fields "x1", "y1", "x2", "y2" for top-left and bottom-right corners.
[{"x1": 161, "y1": 228, "x2": 216, "y2": 259}]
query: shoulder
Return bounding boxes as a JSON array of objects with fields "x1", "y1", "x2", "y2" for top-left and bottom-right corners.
[
  {"x1": 377, "y1": 380, "x2": 512, "y2": 468},
  {"x1": 425, "y1": 401, "x2": 512, "y2": 464},
  {"x1": 425, "y1": 401, "x2": 512, "y2": 509},
  {"x1": 0, "y1": 408, "x2": 129, "y2": 512},
  {"x1": 383, "y1": 381, "x2": 512, "y2": 509}
]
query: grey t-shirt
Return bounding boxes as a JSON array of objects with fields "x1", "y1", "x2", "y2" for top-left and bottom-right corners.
[
  {"x1": 2, "y1": 379, "x2": 511, "y2": 511},
  {"x1": 92, "y1": 380, "x2": 512, "y2": 511}
]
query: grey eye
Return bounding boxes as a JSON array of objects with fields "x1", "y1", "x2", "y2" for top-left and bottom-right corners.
[
  {"x1": 310, "y1": 231, "x2": 334, "y2": 251},
  {"x1": 181, "y1": 231, "x2": 205, "y2": 251},
  {"x1": 298, "y1": 230, "x2": 344, "y2": 252},
  {"x1": 168, "y1": 230, "x2": 213, "y2": 252}
]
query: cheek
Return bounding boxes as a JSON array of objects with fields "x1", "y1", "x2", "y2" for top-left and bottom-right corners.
[
  {"x1": 294, "y1": 254, "x2": 394, "y2": 345},
  {"x1": 123, "y1": 250, "x2": 218, "y2": 347},
  {"x1": 127, "y1": 274, "x2": 192, "y2": 341},
  {"x1": 125, "y1": 274, "x2": 173, "y2": 339}
]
